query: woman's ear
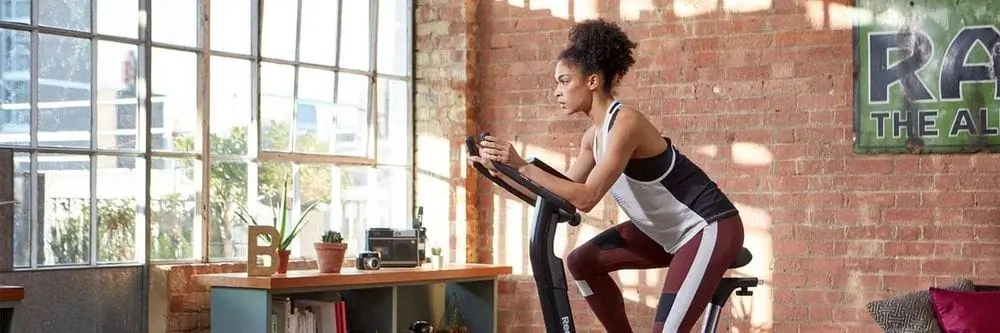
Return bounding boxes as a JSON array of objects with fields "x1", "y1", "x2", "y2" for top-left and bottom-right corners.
[{"x1": 586, "y1": 73, "x2": 601, "y2": 91}]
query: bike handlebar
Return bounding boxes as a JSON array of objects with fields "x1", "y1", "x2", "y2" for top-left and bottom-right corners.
[{"x1": 466, "y1": 132, "x2": 581, "y2": 226}]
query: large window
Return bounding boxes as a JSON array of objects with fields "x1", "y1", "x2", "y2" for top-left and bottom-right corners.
[{"x1": 0, "y1": 0, "x2": 412, "y2": 268}]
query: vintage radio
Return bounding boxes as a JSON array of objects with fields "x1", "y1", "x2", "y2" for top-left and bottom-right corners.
[{"x1": 364, "y1": 227, "x2": 421, "y2": 268}]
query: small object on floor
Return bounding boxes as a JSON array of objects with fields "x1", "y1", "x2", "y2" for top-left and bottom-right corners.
[{"x1": 408, "y1": 320, "x2": 434, "y2": 333}]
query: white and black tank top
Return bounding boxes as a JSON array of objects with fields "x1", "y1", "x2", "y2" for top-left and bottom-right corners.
[{"x1": 594, "y1": 101, "x2": 739, "y2": 253}]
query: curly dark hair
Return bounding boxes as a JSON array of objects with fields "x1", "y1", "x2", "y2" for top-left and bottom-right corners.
[{"x1": 557, "y1": 18, "x2": 638, "y2": 93}]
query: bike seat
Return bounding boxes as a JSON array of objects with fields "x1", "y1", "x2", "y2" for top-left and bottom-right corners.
[{"x1": 730, "y1": 247, "x2": 753, "y2": 269}]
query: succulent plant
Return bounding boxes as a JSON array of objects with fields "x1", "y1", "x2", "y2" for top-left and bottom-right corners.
[{"x1": 321, "y1": 230, "x2": 344, "y2": 243}]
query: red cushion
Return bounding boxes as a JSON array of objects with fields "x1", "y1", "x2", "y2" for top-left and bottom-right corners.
[{"x1": 929, "y1": 287, "x2": 1000, "y2": 332}]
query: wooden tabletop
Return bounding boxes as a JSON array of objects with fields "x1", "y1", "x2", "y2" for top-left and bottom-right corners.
[
  {"x1": 193, "y1": 263, "x2": 513, "y2": 290},
  {"x1": 0, "y1": 285, "x2": 24, "y2": 302}
]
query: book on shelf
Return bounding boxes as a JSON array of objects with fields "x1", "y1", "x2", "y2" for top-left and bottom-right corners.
[{"x1": 271, "y1": 296, "x2": 348, "y2": 333}]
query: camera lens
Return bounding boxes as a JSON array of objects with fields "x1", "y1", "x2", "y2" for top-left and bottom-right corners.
[{"x1": 367, "y1": 257, "x2": 381, "y2": 269}]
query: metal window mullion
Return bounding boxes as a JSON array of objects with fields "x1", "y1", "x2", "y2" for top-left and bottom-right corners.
[
  {"x1": 88, "y1": 0, "x2": 99, "y2": 266},
  {"x1": 248, "y1": 0, "x2": 261, "y2": 227},
  {"x1": 138, "y1": 0, "x2": 153, "y2": 327},
  {"x1": 369, "y1": 0, "x2": 378, "y2": 163},
  {"x1": 0, "y1": 145, "x2": 146, "y2": 156},
  {"x1": 137, "y1": 0, "x2": 153, "y2": 324},
  {"x1": 258, "y1": 57, "x2": 375, "y2": 77},
  {"x1": 197, "y1": 0, "x2": 211, "y2": 263},
  {"x1": 288, "y1": 0, "x2": 303, "y2": 153},
  {"x1": 0, "y1": 21, "x2": 142, "y2": 45},
  {"x1": 329, "y1": 0, "x2": 343, "y2": 157},
  {"x1": 405, "y1": 0, "x2": 415, "y2": 230},
  {"x1": 27, "y1": 0, "x2": 38, "y2": 269},
  {"x1": 208, "y1": 50, "x2": 253, "y2": 60},
  {"x1": 149, "y1": 41, "x2": 200, "y2": 53}
]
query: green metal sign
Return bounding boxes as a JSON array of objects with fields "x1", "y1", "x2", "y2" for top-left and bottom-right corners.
[{"x1": 853, "y1": 0, "x2": 1000, "y2": 153}]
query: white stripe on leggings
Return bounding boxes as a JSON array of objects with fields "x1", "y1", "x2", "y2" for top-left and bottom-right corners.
[{"x1": 662, "y1": 223, "x2": 718, "y2": 332}]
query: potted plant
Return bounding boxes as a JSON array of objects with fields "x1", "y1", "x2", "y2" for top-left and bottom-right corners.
[
  {"x1": 315, "y1": 230, "x2": 347, "y2": 273},
  {"x1": 235, "y1": 175, "x2": 323, "y2": 274},
  {"x1": 429, "y1": 247, "x2": 443, "y2": 269}
]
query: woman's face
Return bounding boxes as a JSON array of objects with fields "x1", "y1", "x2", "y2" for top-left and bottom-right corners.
[{"x1": 552, "y1": 59, "x2": 598, "y2": 115}]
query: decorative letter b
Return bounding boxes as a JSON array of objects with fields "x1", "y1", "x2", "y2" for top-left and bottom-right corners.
[{"x1": 247, "y1": 225, "x2": 280, "y2": 276}]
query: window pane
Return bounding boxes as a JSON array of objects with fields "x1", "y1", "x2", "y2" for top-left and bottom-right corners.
[
  {"x1": 96, "y1": 0, "x2": 139, "y2": 39},
  {"x1": 261, "y1": 0, "x2": 297, "y2": 61},
  {"x1": 39, "y1": 0, "x2": 91, "y2": 32},
  {"x1": 294, "y1": 68, "x2": 334, "y2": 154},
  {"x1": 39, "y1": 153, "x2": 91, "y2": 266},
  {"x1": 298, "y1": 0, "x2": 338, "y2": 66},
  {"x1": 288, "y1": 163, "x2": 333, "y2": 258},
  {"x1": 96, "y1": 155, "x2": 143, "y2": 263},
  {"x1": 152, "y1": 0, "x2": 197, "y2": 47},
  {"x1": 210, "y1": 56, "x2": 251, "y2": 156},
  {"x1": 247, "y1": 162, "x2": 335, "y2": 259},
  {"x1": 377, "y1": 0, "x2": 409, "y2": 75},
  {"x1": 376, "y1": 78, "x2": 408, "y2": 165},
  {"x1": 209, "y1": 160, "x2": 250, "y2": 259},
  {"x1": 211, "y1": 0, "x2": 251, "y2": 54},
  {"x1": 150, "y1": 157, "x2": 199, "y2": 261},
  {"x1": 96, "y1": 41, "x2": 139, "y2": 150},
  {"x1": 12, "y1": 152, "x2": 31, "y2": 268},
  {"x1": 260, "y1": 62, "x2": 295, "y2": 151},
  {"x1": 328, "y1": 165, "x2": 408, "y2": 256},
  {"x1": 0, "y1": 28, "x2": 31, "y2": 146},
  {"x1": 0, "y1": 0, "x2": 30, "y2": 24},
  {"x1": 38, "y1": 34, "x2": 92, "y2": 149},
  {"x1": 332, "y1": 73, "x2": 370, "y2": 157},
  {"x1": 152, "y1": 48, "x2": 197, "y2": 153},
  {"x1": 339, "y1": 0, "x2": 370, "y2": 71}
]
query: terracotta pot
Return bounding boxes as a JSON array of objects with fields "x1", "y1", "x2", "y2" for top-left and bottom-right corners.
[
  {"x1": 276, "y1": 249, "x2": 291, "y2": 274},
  {"x1": 315, "y1": 242, "x2": 347, "y2": 273}
]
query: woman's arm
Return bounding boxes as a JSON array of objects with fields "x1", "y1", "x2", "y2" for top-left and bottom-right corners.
[
  {"x1": 517, "y1": 111, "x2": 642, "y2": 212},
  {"x1": 564, "y1": 126, "x2": 597, "y2": 183},
  {"x1": 470, "y1": 127, "x2": 596, "y2": 203}
]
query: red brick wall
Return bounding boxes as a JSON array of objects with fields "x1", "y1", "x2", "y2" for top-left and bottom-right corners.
[
  {"x1": 149, "y1": 260, "x2": 318, "y2": 333},
  {"x1": 418, "y1": 0, "x2": 1000, "y2": 332},
  {"x1": 153, "y1": 0, "x2": 1000, "y2": 332}
]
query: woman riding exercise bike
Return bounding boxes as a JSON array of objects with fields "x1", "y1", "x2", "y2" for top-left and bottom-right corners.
[{"x1": 468, "y1": 18, "x2": 747, "y2": 333}]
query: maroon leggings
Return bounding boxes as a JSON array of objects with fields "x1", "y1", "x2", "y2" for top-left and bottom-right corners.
[{"x1": 566, "y1": 215, "x2": 744, "y2": 333}]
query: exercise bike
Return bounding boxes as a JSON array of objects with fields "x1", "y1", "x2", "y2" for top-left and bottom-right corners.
[{"x1": 466, "y1": 132, "x2": 760, "y2": 333}]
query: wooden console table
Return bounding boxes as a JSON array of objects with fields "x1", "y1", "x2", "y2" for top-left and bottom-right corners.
[
  {"x1": 194, "y1": 263, "x2": 512, "y2": 333},
  {"x1": 0, "y1": 286, "x2": 24, "y2": 333}
]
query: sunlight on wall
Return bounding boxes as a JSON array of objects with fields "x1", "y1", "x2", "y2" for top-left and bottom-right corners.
[
  {"x1": 692, "y1": 142, "x2": 773, "y2": 167},
  {"x1": 694, "y1": 144, "x2": 719, "y2": 158},
  {"x1": 805, "y1": 0, "x2": 874, "y2": 30},
  {"x1": 723, "y1": 0, "x2": 772, "y2": 14},
  {"x1": 575, "y1": 0, "x2": 600, "y2": 21},
  {"x1": 731, "y1": 142, "x2": 773, "y2": 166},
  {"x1": 455, "y1": 184, "x2": 468, "y2": 264},
  {"x1": 505, "y1": 0, "x2": 525, "y2": 8},
  {"x1": 521, "y1": 142, "x2": 569, "y2": 172},
  {"x1": 730, "y1": 202, "x2": 774, "y2": 331},
  {"x1": 417, "y1": 135, "x2": 452, "y2": 179},
  {"x1": 419, "y1": 173, "x2": 452, "y2": 250},
  {"x1": 620, "y1": 0, "x2": 654, "y2": 21},
  {"x1": 674, "y1": 0, "x2": 772, "y2": 18},
  {"x1": 674, "y1": 0, "x2": 717, "y2": 17},
  {"x1": 496, "y1": 194, "x2": 528, "y2": 274},
  {"x1": 529, "y1": 0, "x2": 570, "y2": 20}
]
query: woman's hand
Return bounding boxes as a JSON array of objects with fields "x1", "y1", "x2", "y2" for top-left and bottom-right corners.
[
  {"x1": 467, "y1": 154, "x2": 502, "y2": 178},
  {"x1": 479, "y1": 135, "x2": 528, "y2": 172}
]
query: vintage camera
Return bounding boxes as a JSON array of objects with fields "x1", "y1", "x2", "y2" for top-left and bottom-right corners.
[{"x1": 356, "y1": 251, "x2": 381, "y2": 270}]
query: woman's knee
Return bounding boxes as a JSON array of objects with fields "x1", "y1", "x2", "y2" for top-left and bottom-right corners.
[{"x1": 566, "y1": 244, "x2": 596, "y2": 279}]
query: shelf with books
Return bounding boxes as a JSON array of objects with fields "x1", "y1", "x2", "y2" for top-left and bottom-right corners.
[{"x1": 194, "y1": 263, "x2": 512, "y2": 333}]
